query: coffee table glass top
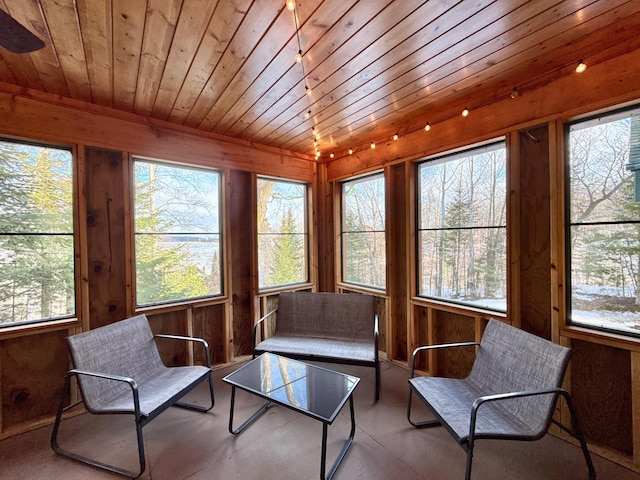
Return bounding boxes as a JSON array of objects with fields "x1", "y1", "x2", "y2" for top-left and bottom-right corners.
[{"x1": 223, "y1": 352, "x2": 360, "y2": 423}]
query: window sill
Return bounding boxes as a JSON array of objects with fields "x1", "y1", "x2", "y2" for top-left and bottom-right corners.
[
  {"x1": 135, "y1": 295, "x2": 228, "y2": 316},
  {"x1": 337, "y1": 283, "x2": 388, "y2": 297},
  {"x1": 257, "y1": 283, "x2": 314, "y2": 296},
  {"x1": 0, "y1": 317, "x2": 81, "y2": 340},
  {"x1": 560, "y1": 325, "x2": 640, "y2": 352},
  {"x1": 411, "y1": 296, "x2": 507, "y2": 320}
]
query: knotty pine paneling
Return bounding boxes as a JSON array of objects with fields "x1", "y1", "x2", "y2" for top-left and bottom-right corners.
[
  {"x1": 147, "y1": 310, "x2": 188, "y2": 367},
  {"x1": 229, "y1": 170, "x2": 254, "y2": 357},
  {"x1": 412, "y1": 305, "x2": 429, "y2": 372},
  {"x1": 193, "y1": 304, "x2": 226, "y2": 366},
  {"x1": 316, "y1": 164, "x2": 334, "y2": 292},
  {"x1": 326, "y1": 46, "x2": 640, "y2": 180},
  {"x1": 434, "y1": 311, "x2": 476, "y2": 379},
  {"x1": 571, "y1": 339, "x2": 633, "y2": 456},
  {"x1": 389, "y1": 163, "x2": 408, "y2": 361},
  {"x1": 518, "y1": 125, "x2": 552, "y2": 340},
  {"x1": 0, "y1": 89, "x2": 315, "y2": 183},
  {"x1": 85, "y1": 147, "x2": 128, "y2": 330},
  {"x1": 1, "y1": 330, "x2": 69, "y2": 430}
]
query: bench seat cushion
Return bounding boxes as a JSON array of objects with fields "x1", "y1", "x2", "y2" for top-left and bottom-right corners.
[
  {"x1": 90, "y1": 365, "x2": 211, "y2": 416},
  {"x1": 255, "y1": 334, "x2": 376, "y2": 364},
  {"x1": 409, "y1": 376, "x2": 548, "y2": 442}
]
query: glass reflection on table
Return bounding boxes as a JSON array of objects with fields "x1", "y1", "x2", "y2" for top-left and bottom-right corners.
[{"x1": 223, "y1": 352, "x2": 360, "y2": 423}]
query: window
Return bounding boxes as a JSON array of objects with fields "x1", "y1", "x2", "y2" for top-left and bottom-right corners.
[
  {"x1": 0, "y1": 139, "x2": 75, "y2": 327},
  {"x1": 417, "y1": 142, "x2": 507, "y2": 311},
  {"x1": 133, "y1": 159, "x2": 222, "y2": 306},
  {"x1": 567, "y1": 106, "x2": 640, "y2": 335},
  {"x1": 257, "y1": 177, "x2": 308, "y2": 289},
  {"x1": 340, "y1": 172, "x2": 386, "y2": 289}
]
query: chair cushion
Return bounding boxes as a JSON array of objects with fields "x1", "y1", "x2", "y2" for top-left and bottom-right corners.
[
  {"x1": 409, "y1": 376, "x2": 556, "y2": 442},
  {"x1": 255, "y1": 334, "x2": 376, "y2": 363},
  {"x1": 90, "y1": 365, "x2": 211, "y2": 416}
]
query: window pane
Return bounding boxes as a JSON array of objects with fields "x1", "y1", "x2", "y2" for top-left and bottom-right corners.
[
  {"x1": 257, "y1": 178, "x2": 308, "y2": 289},
  {"x1": 341, "y1": 173, "x2": 386, "y2": 289},
  {"x1": 134, "y1": 160, "x2": 222, "y2": 306},
  {"x1": 258, "y1": 233, "x2": 307, "y2": 288},
  {"x1": 343, "y1": 231, "x2": 386, "y2": 288},
  {"x1": 570, "y1": 224, "x2": 640, "y2": 333},
  {"x1": 0, "y1": 140, "x2": 75, "y2": 326},
  {"x1": 417, "y1": 143, "x2": 506, "y2": 311},
  {"x1": 568, "y1": 109, "x2": 640, "y2": 335},
  {"x1": 570, "y1": 116, "x2": 638, "y2": 224},
  {"x1": 418, "y1": 228, "x2": 506, "y2": 311}
]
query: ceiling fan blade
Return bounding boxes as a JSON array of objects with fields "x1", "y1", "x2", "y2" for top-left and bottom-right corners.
[{"x1": 0, "y1": 9, "x2": 45, "y2": 53}]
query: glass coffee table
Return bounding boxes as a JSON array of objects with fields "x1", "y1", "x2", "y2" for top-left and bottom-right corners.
[{"x1": 222, "y1": 352, "x2": 360, "y2": 480}]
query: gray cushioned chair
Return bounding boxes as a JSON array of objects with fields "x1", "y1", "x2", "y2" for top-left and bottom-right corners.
[
  {"x1": 407, "y1": 318, "x2": 595, "y2": 479},
  {"x1": 51, "y1": 314, "x2": 214, "y2": 478}
]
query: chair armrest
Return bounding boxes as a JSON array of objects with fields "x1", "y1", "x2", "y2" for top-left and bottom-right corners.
[
  {"x1": 154, "y1": 334, "x2": 211, "y2": 368},
  {"x1": 410, "y1": 342, "x2": 479, "y2": 377},
  {"x1": 472, "y1": 387, "x2": 565, "y2": 411},
  {"x1": 468, "y1": 387, "x2": 565, "y2": 438},
  {"x1": 253, "y1": 309, "x2": 277, "y2": 348},
  {"x1": 67, "y1": 369, "x2": 141, "y2": 416}
]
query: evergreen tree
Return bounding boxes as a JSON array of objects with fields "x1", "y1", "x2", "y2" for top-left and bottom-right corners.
[
  {"x1": 269, "y1": 208, "x2": 303, "y2": 285},
  {"x1": 0, "y1": 142, "x2": 74, "y2": 324}
]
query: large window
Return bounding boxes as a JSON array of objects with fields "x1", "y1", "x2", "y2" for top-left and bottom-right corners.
[
  {"x1": 567, "y1": 106, "x2": 640, "y2": 335},
  {"x1": 417, "y1": 142, "x2": 507, "y2": 311},
  {"x1": 257, "y1": 177, "x2": 308, "y2": 289},
  {"x1": 340, "y1": 172, "x2": 386, "y2": 289},
  {"x1": 134, "y1": 159, "x2": 222, "y2": 306},
  {"x1": 0, "y1": 139, "x2": 75, "y2": 327}
]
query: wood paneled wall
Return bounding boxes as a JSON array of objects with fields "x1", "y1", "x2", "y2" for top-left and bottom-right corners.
[
  {"x1": 516, "y1": 125, "x2": 552, "y2": 340},
  {"x1": 85, "y1": 147, "x2": 128, "y2": 329},
  {"x1": 1, "y1": 35, "x2": 640, "y2": 475}
]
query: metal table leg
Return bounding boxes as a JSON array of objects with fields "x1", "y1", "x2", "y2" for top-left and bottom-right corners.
[
  {"x1": 320, "y1": 395, "x2": 356, "y2": 480},
  {"x1": 228, "y1": 386, "x2": 271, "y2": 435}
]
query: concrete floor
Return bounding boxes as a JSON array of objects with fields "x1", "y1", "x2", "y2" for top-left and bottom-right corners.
[{"x1": 0, "y1": 360, "x2": 638, "y2": 479}]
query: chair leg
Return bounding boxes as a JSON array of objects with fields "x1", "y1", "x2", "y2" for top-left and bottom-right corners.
[
  {"x1": 560, "y1": 392, "x2": 597, "y2": 479},
  {"x1": 464, "y1": 435, "x2": 475, "y2": 480},
  {"x1": 174, "y1": 372, "x2": 215, "y2": 412},
  {"x1": 406, "y1": 385, "x2": 441, "y2": 428},
  {"x1": 375, "y1": 362, "x2": 380, "y2": 402},
  {"x1": 51, "y1": 373, "x2": 146, "y2": 478}
]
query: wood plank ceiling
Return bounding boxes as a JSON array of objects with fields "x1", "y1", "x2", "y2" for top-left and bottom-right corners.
[{"x1": 0, "y1": 0, "x2": 638, "y2": 160}]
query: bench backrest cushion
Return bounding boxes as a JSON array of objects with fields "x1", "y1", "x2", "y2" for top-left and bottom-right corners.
[
  {"x1": 66, "y1": 314, "x2": 166, "y2": 412},
  {"x1": 275, "y1": 292, "x2": 375, "y2": 342},
  {"x1": 468, "y1": 319, "x2": 571, "y2": 435}
]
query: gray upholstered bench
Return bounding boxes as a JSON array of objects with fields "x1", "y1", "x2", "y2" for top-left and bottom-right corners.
[
  {"x1": 407, "y1": 318, "x2": 596, "y2": 480},
  {"x1": 253, "y1": 291, "x2": 380, "y2": 400},
  {"x1": 51, "y1": 314, "x2": 215, "y2": 478}
]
